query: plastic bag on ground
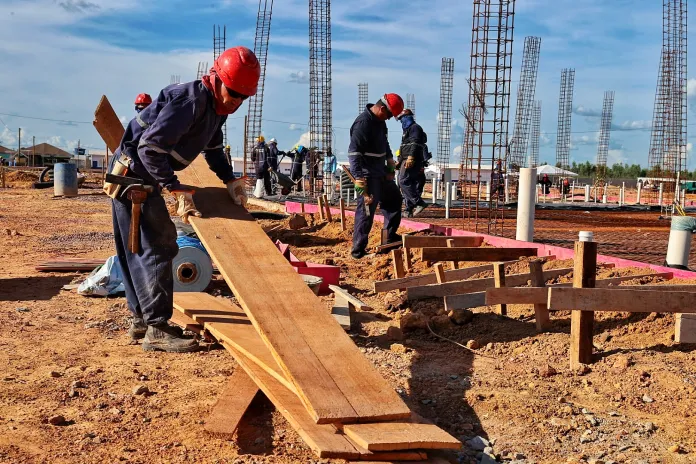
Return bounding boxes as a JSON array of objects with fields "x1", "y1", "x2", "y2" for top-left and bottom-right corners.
[{"x1": 77, "y1": 255, "x2": 125, "y2": 297}]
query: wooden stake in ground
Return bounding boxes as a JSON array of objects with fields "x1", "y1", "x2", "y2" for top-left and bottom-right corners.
[
  {"x1": 446, "y1": 239, "x2": 459, "y2": 270},
  {"x1": 317, "y1": 195, "x2": 325, "y2": 221},
  {"x1": 339, "y1": 197, "x2": 346, "y2": 231},
  {"x1": 403, "y1": 236, "x2": 412, "y2": 272},
  {"x1": 529, "y1": 260, "x2": 551, "y2": 331},
  {"x1": 433, "y1": 262, "x2": 446, "y2": 284},
  {"x1": 392, "y1": 249, "x2": 405, "y2": 279},
  {"x1": 323, "y1": 194, "x2": 332, "y2": 222},
  {"x1": 493, "y1": 262, "x2": 507, "y2": 316},
  {"x1": 570, "y1": 241, "x2": 597, "y2": 368}
]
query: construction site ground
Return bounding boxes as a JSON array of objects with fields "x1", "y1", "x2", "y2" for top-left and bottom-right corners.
[{"x1": 3, "y1": 178, "x2": 696, "y2": 463}]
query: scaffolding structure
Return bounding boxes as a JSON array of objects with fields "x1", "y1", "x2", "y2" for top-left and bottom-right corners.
[
  {"x1": 529, "y1": 101, "x2": 541, "y2": 168},
  {"x1": 595, "y1": 91, "x2": 615, "y2": 187},
  {"x1": 196, "y1": 62, "x2": 208, "y2": 80},
  {"x1": 436, "y1": 58, "x2": 455, "y2": 183},
  {"x1": 358, "y1": 83, "x2": 368, "y2": 114},
  {"x1": 460, "y1": 0, "x2": 516, "y2": 237},
  {"x1": 308, "y1": 0, "x2": 333, "y2": 197},
  {"x1": 170, "y1": 75, "x2": 181, "y2": 85},
  {"x1": 244, "y1": 0, "x2": 274, "y2": 189},
  {"x1": 555, "y1": 68, "x2": 575, "y2": 170},
  {"x1": 647, "y1": 0, "x2": 687, "y2": 211},
  {"x1": 214, "y1": 25, "x2": 227, "y2": 147},
  {"x1": 509, "y1": 36, "x2": 541, "y2": 171},
  {"x1": 406, "y1": 93, "x2": 416, "y2": 114}
]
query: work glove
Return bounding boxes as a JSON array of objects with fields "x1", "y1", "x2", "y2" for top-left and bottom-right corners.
[
  {"x1": 354, "y1": 178, "x2": 367, "y2": 196},
  {"x1": 226, "y1": 177, "x2": 248, "y2": 207},
  {"x1": 405, "y1": 156, "x2": 416, "y2": 169},
  {"x1": 386, "y1": 158, "x2": 396, "y2": 174},
  {"x1": 171, "y1": 188, "x2": 201, "y2": 224}
]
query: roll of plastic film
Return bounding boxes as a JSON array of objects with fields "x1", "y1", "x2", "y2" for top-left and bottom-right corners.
[{"x1": 173, "y1": 236, "x2": 213, "y2": 292}]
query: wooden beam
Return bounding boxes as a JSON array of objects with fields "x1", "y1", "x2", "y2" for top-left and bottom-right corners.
[
  {"x1": 329, "y1": 285, "x2": 371, "y2": 311},
  {"x1": 529, "y1": 260, "x2": 551, "y2": 331},
  {"x1": 444, "y1": 292, "x2": 486, "y2": 312},
  {"x1": 549, "y1": 288, "x2": 696, "y2": 312},
  {"x1": 339, "y1": 197, "x2": 347, "y2": 231},
  {"x1": 204, "y1": 368, "x2": 259, "y2": 436},
  {"x1": 93, "y1": 95, "x2": 124, "y2": 153},
  {"x1": 392, "y1": 249, "x2": 406, "y2": 279},
  {"x1": 402, "y1": 237, "x2": 412, "y2": 272},
  {"x1": 406, "y1": 266, "x2": 574, "y2": 300},
  {"x1": 332, "y1": 294, "x2": 352, "y2": 330},
  {"x1": 317, "y1": 195, "x2": 325, "y2": 221},
  {"x1": 422, "y1": 247, "x2": 537, "y2": 262},
  {"x1": 446, "y1": 239, "x2": 459, "y2": 270},
  {"x1": 169, "y1": 310, "x2": 205, "y2": 336},
  {"x1": 323, "y1": 194, "x2": 333, "y2": 222},
  {"x1": 493, "y1": 262, "x2": 507, "y2": 316},
  {"x1": 343, "y1": 423, "x2": 461, "y2": 451},
  {"x1": 433, "y1": 263, "x2": 446, "y2": 284},
  {"x1": 402, "y1": 235, "x2": 484, "y2": 249},
  {"x1": 570, "y1": 241, "x2": 597, "y2": 368},
  {"x1": 178, "y1": 158, "x2": 410, "y2": 424}
]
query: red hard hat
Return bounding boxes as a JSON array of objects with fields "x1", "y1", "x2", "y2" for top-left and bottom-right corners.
[
  {"x1": 213, "y1": 46, "x2": 261, "y2": 97},
  {"x1": 381, "y1": 93, "x2": 404, "y2": 118},
  {"x1": 134, "y1": 93, "x2": 152, "y2": 105}
]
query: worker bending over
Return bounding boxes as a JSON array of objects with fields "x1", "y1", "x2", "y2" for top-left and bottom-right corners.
[
  {"x1": 110, "y1": 46, "x2": 258, "y2": 352},
  {"x1": 287, "y1": 144, "x2": 308, "y2": 192},
  {"x1": 348, "y1": 94, "x2": 404, "y2": 259},
  {"x1": 252, "y1": 136, "x2": 273, "y2": 197},
  {"x1": 396, "y1": 109, "x2": 429, "y2": 217}
]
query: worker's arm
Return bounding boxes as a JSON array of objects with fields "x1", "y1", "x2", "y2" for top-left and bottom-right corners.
[
  {"x1": 348, "y1": 119, "x2": 369, "y2": 178},
  {"x1": 202, "y1": 120, "x2": 235, "y2": 184},
  {"x1": 137, "y1": 95, "x2": 198, "y2": 190}
]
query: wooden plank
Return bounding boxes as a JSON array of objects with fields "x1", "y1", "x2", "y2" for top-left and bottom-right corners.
[
  {"x1": 354, "y1": 460, "x2": 448, "y2": 464},
  {"x1": 529, "y1": 260, "x2": 551, "y2": 331},
  {"x1": 433, "y1": 263, "x2": 446, "y2": 284},
  {"x1": 323, "y1": 194, "x2": 333, "y2": 222},
  {"x1": 446, "y1": 239, "x2": 458, "y2": 270},
  {"x1": 422, "y1": 247, "x2": 537, "y2": 262},
  {"x1": 493, "y1": 262, "x2": 507, "y2": 316},
  {"x1": 339, "y1": 198, "x2": 347, "y2": 231},
  {"x1": 318, "y1": 196, "x2": 325, "y2": 221},
  {"x1": 172, "y1": 293, "x2": 298, "y2": 394},
  {"x1": 204, "y1": 368, "x2": 259, "y2": 436},
  {"x1": 403, "y1": 236, "x2": 412, "y2": 272},
  {"x1": 343, "y1": 423, "x2": 461, "y2": 451},
  {"x1": 549, "y1": 288, "x2": 696, "y2": 313},
  {"x1": 332, "y1": 294, "x2": 352, "y2": 330},
  {"x1": 486, "y1": 287, "x2": 548, "y2": 305},
  {"x1": 169, "y1": 310, "x2": 205, "y2": 335},
  {"x1": 178, "y1": 158, "x2": 410, "y2": 424},
  {"x1": 36, "y1": 258, "x2": 106, "y2": 272},
  {"x1": 93, "y1": 95, "x2": 125, "y2": 153},
  {"x1": 392, "y1": 249, "x2": 406, "y2": 279},
  {"x1": 406, "y1": 266, "x2": 574, "y2": 300},
  {"x1": 444, "y1": 292, "x2": 486, "y2": 311},
  {"x1": 403, "y1": 235, "x2": 484, "y2": 249},
  {"x1": 329, "y1": 285, "x2": 371, "y2": 311},
  {"x1": 570, "y1": 241, "x2": 597, "y2": 368}
]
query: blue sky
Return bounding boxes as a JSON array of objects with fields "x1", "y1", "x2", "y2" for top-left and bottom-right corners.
[{"x1": 0, "y1": 0, "x2": 695, "y2": 168}]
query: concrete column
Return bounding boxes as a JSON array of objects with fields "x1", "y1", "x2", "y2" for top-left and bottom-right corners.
[
  {"x1": 485, "y1": 182, "x2": 491, "y2": 202},
  {"x1": 445, "y1": 182, "x2": 451, "y2": 219},
  {"x1": 659, "y1": 183, "x2": 664, "y2": 206},
  {"x1": 451, "y1": 183, "x2": 457, "y2": 201},
  {"x1": 432, "y1": 179, "x2": 438, "y2": 203},
  {"x1": 504, "y1": 177, "x2": 510, "y2": 203},
  {"x1": 602, "y1": 194, "x2": 607, "y2": 204},
  {"x1": 637, "y1": 184, "x2": 642, "y2": 204},
  {"x1": 535, "y1": 184, "x2": 540, "y2": 204},
  {"x1": 516, "y1": 168, "x2": 536, "y2": 242},
  {"x1": 584, "y1": 185, "x2": 590, "y2": 202},
  {"x1": 570, "y1": 182, "x2": 575, "y2": 203}
]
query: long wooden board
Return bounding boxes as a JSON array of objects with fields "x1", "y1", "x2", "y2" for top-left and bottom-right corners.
[
  {"x1": 343, "y1": 423, "x2": 461, "y2": 451},
  {"x1": 178, "y1": 157, "x2": 410, "y2": 424},
  {"x1": 443, "y1": 292, "x2": 486, "y2": 311},
  {"x1": 204, "y1": 368, "x2": 259, "y2": 436},
  {"x1": 549, "y1": 288, "x2": 696, "y2": 312},
  {"x1": 403, "y1": 235, "x2": 483, "y2": 249},
  {"x1": 172, "y1": 293, "x2": 298, "y2": 393},
  {"x1": 406, "y1": 267, "x2": 574, "y2": 300},
  {"x1": 421, "y1": 247, "x2": 536, "y2": 262},
  {"x1": 330, "y1": 285, "x2": 371, "y2": 311},
  {"x1": 93, "y1": 95, "x2": 124, "y2": 153}
]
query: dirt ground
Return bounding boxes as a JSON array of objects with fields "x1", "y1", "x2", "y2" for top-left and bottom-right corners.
[{"x1": 3, "y1": 179, "x2": 696, "y2": 463}]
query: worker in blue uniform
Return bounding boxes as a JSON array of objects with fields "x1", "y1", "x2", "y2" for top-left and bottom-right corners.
[
  {"x1": 109, "y1": 46, "x2": 259, "y2": 352},
  {"x1": 252, "y1": 136, "x2": 272, "y2": 197},
  {"x1": 348, "y1": 93, "x2": 405, "y2": 259},
  {"x1": 266, "y1": 138, "x2": 280, "y2": 194},
  {"x1": 287, "y1": 144, "x2": 307, "y2": 192},
  {"x1": 396, "y1": 109, "x2": 429, "y2": 217}
]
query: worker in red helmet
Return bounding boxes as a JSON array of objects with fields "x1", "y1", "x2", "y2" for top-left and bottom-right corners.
[
  {"x1": 348, "y1": 93, "x2": 404, "y2": 259},
  {"x1": 134, "y1": 93, "x2": 152, "y2": 113},
  {"x1": 108, "y1": 46, "x2": 260, "y2": 353}
]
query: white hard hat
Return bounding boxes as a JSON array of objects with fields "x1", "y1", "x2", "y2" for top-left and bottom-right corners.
[{"x1": 269, "y1": 138, "x2": 277, "y2": 144}]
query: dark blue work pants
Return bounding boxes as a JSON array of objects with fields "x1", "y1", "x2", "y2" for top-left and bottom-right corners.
[
  {"x1": 112, "y1": 193, "x2": 178, "y2": 326},
  {"x1": 352, "y1": 177, "x2": 402, "y2": 254},
  {"x1": 399, "y1": 165, "x2": 422, "y2": 211}
]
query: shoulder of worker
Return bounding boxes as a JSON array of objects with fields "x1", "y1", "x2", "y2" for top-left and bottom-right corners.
[{"x1": 144, "y1": 81, "x2": 212, "y2": 123}]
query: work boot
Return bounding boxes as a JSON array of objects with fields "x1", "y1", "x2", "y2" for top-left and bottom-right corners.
[
  {"x1": 405, "y1": 209, "x2": 414, "y2": 218},
  {"x1": 413, "y1": 201, "x2": 428, "y2": 217},
  {"x1": 142, "y1": 323, "x2": 200, "y2": 353},
  {"x1": 387, "y1": 233, "x2": 403, "y2": 244},
  {"x1": 351, "y1": 249, "x2": 366, "y2": 260},
  {"x1": 128, "y1": 317, "x2": 147, "y2": 341}
]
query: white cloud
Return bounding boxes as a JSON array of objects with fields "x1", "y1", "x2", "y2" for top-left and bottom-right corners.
[
  {"x1": 607, "y1": 149, "x2": 627, "y2": 165},
  {"x1": 573, "y1": 106, "x2": 601, "y2": 117},
  {"x1": 288, "y1": 71, "x2": 309, "y2": 84},
  {"x1": 288, "y1": 123, "x2": 303, "y2": 131},
  {"x1": 612, "y1": 120, "x2": 652, "y2": 131},
  {"x1": 688, "y1": 78, "x2": 696, "y2": 114},
  {"x1": 295, "y1": 131, "x2": 311, "y2": 148}
]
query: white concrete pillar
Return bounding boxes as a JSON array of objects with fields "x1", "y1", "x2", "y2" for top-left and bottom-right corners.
[
  {"x1": 485, "y1": 182, "x2": 491, "y2": 202},
  {"x1": 451, "y1": 183, "x2": 457, "y2": 201},
  {"x1": 659, "y1": 183, "x2": 664, "y2": 206},
  {"x1": 504, "y1": 177, "x2": 510, "y2": 203},
  {"x1": 445, "y1": 182, "x2": 451, "y2": 219},
  {"x1": 584, "y1": 185, "x2": 590, "y2": 202},
  {"x1": 602, "y1": 194, "x2": 607, "y2": 204},
  {"x1": 637, "y1": 184, "x2": 642, "y2": 204},
  {"x1": 570, "y1": 182, "x2": 575, "y2": 203},
  {"x1": 666, "y1": 216, "x2": 696, "y2": 268},
  {"x1": 535, "y1": 184, "x2": 540, "y2": 204},
  {"x1": 432, "y1": 179, "x2": 438, "y2": 203},
  {"x1": 516, "y1": 168, "x2": 537, "y2": 242}
]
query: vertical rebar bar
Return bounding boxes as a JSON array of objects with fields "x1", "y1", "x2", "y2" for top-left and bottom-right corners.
[
  {"x1": 436, "y1": 58, "x2": 455, "y2": 184},
  {"x1": 555, "y1": 68, "x2": 575, "y2": 170},
  {"x1": 358, "y1": 83, "x2": 368, "y2": 115},
  {"x1": 529, "y1": 100, "x2": 541, "y2": 168},
  {"x1": 595, "y1": 91, "x2": 615, "y2": 187}
]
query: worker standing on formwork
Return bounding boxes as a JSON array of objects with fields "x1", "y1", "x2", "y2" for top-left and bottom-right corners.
[
  {"x1": 287, "y1": 144, "x2": 308, "y2": 192},
  {"x1": 134, "y1": 93, "x2": 152, "y2": 113},
  {"x1": 348, "y1": 94, "x2": 404, "y2": 259},
  {"x1": 252, "y1": 136, "x2": 272, "y2": 197},
  {"x1": 396, "y1": 109, "x2": 429, "y2": 217},
  {"x1": 108, "y1": 46, "x2": 258, "y2": 352}
]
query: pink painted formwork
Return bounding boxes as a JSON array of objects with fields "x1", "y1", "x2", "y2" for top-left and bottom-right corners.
[
  {"x1": 285, "y1": 201, "x2": 696, "y2": 280},
  {"x1": 274, "y1": 239, "x2": 340, "y2": 294}
]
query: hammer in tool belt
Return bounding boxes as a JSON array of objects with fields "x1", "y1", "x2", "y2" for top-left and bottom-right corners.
[
  {"x1": 106, "y1": 174, "x2": 154, "y2": 253},
  {"x1": 341, "y1": 165, "x2": 373, "y2": 215}
]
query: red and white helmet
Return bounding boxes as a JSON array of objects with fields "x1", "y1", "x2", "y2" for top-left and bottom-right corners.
[
  {"x1": 134, "y1": 93, "x2": 152, "y2": 105},
  {"x1": 380, "y1": 93, "x2": 404, "y2": 118},
  {"x1": 213, "y1": 46, "x2": 261, "y2": 97}
]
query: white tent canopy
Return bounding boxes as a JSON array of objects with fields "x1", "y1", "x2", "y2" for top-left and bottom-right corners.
[{"x1": 535, "y1": 165, "x2": 578, "y2": 177}]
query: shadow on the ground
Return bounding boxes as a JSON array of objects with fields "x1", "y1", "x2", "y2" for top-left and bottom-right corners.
[{"x1": 0, "y1": 276, "x2": 74, "y2": 301}]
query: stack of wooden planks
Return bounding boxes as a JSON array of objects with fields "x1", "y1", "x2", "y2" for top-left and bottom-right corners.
[{"x1": 94, "y1": 96, "x2": 461, "y2": 461}]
